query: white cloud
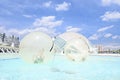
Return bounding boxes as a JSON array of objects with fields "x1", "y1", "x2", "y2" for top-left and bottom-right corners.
[
  {"x1": 102, "y1": 0, "x2": 120, "y2": 6},
  {"x1": 0, "y1": 8, "x2": 13, "y2": 15},
  {"x1": 32, "y1": 16, "x2": 63, "y2": 36},
  {"x1": 0, "y1": 0, "x2": 43, "y2": 15},
  {"x1": 8, "y1": 29, "x2": 20, "y2": 34},
  {"x1": 33, "y1": 16, "x2": 63, "y2": 28},
  {"x1": 42, "y1": 1, "x2": 52, "y2": 8},
  {"x1": 112, "y1": 35, "x2": 120, "y2": 39},
  {"x1": 89, "y1": 25, "x2": 115, "y2": 40},
  {"x1": 101, "y1": 11, "x2": 120, "y2": 21},
  {"x1": 0, "y1": 26, "x2": 29, "y2": 36},
  {"x1": 0, "y1": 26, "x2": 20, "y2": 36},
  {"x1": 55, "y1": 2, "x2": 71, "y2": 11},
  {"x1": 14, "y1": 28, "x2": 32, "y2": 35},
  {"x1": 0, "y1": 16, "x2": 63, "y2": 37},
  {"x1": 66, "y1": 26, "x2": 82, "y2": 32},
  {"x1": 103, "y1": 43, "x2": 120, "y2": 50},
  {"x1": 0, "y1": 26, "x2": 6, "y2": 32},
  {"x1": 89, "y1": 34, "x2": 100, "y2": 40},
  {"x1": 104, "y1": 33, "x2": 112, "y2": 38},
  {"x1": 23, "y1": 14, "x2": 36, "y2": 18},
  {"x1": 97, "y1": 25, "x2": 114, "y2": 32},
  {"x1": 0, "y1": 26, "x2": 57, "y2": 37},
  {"x1": 16, "y1": 16, "x2": 62, "y2": 36}
]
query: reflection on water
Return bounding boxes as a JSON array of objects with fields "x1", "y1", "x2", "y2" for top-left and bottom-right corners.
[
  {"x1": 0, "y1": 55, "x2": 120, "y2": 80},
  {"x1": 51, "y1": 67, "x2": 76, "y2": 74}
]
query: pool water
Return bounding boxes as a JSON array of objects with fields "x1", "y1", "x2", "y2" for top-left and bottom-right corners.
[{"x1": 0, "y1": 55, "x2": 120, "y2": 80}]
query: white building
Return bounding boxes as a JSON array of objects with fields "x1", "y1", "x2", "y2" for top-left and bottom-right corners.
[{"x1": 0, "y1": 33, "x2": 20, "y2": 48}]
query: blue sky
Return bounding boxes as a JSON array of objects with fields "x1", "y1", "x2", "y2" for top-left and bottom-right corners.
[{"x1": 0, "y1": 0, "x2": 120, "y2": 48}]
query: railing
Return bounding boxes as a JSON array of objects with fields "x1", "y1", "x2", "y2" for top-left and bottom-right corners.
[{"x1": 0, "y1": 45, "x2": 19, "y2": 53}]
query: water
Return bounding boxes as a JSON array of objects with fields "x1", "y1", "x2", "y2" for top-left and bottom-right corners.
[{"x1": 0, "y1": 55, "x2": 120, "y2": 80}]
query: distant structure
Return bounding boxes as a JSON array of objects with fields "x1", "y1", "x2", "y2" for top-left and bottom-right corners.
[
  {"x1": 95, "y1": 44, "x2": 120, "y2": 54},
  {"x1": 95, "y1": 45, "x2": 103, "y2": 53},
  {"x1": 0, "y1": 33, "x2": 19, "y2": 53}
]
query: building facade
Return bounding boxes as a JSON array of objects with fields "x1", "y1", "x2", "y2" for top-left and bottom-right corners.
[{"x1": 0, "y1": 33, "x2": 20, "y2": 48}]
